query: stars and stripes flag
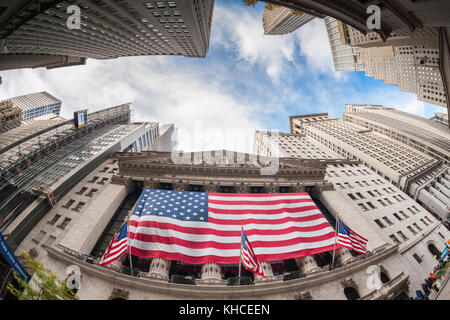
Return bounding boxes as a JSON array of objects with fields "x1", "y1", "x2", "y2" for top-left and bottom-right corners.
[
  {"x1": 100, "y1": 221, "x2": 128, "y2": 266},
  {"x1": 127, "y1": 189, "x2": 337, "y2": 264},
  {"x1": 420, "y1": 55, "x2": 428, "y2": 64},
  {"x1": 240, "y1": 227, "x2": 265, "y2": 278},
  {"x1": 336, "y1": 219, "x2": 368, "y2": 255}
]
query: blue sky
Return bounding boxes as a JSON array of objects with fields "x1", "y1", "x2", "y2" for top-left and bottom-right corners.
[{"x1": 0, "y1": 0, "x2": 445, "y2": 152}]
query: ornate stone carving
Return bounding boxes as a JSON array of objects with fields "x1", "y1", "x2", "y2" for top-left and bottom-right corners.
[
  {"x1": 337, "y1": 248, "x2": 354, "y2": 266},
  {"x1": 341, "y1": 276, "x2": 356, "y2": 287},
  {"x1": 200, "y1": 263, "x2": 222, "y2": 282},
  {"x1": 109, "y1": 288, "x2": 129, "y2": 300},
  {"x1": 234, "y1": 183, "x2": 250, "y2": 193},
  {"x1": 294, "y1": 291, "x2": 312, "y2": 300},
  {"x1": 264, "y1": 183, "x2": 279, "y2": 193},
  {"x1": 148, "y1": 258, "x2": 171, "y2": 280},
  {"x1": 291, "y1": 184, "x2": 306, "y2": 192},
  {"x1": 254, "y1": 261, "x2": 274, "y2": 281},
  {"x1": 29, "y1": 248, "x2": 38, "y2": 258},
  {"x1": 295, "y1": 256, "x2": 322, "y2": 274},
  {"x1": 204, "y1": 183, "x2": 219, "y2": 192},
  {"x1": 173, "y1": 180, "x2": 189, "y2": 191},
  {"x1": 144, "y1": 178, "x2": 159, "y2": 189}
]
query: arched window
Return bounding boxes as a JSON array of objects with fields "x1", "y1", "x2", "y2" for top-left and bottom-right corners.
[
  {"x1": 428, "y1": 243, "x2": 440, "y2": 257},
  {"x1": 344, "y1": 287, "x2": 360, "y2": 300},
  {"x1": 380, "y1": 272, "x2": 390, "y2": 284}
]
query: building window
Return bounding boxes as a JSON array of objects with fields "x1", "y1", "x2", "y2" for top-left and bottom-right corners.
[
  {"x1": 97, "y1": 177, "x2": 109, "y2": 185},
  {"x1": 389, "y1": 234, "x2": 400, "y2": 244},
  {"x1": 397, "y1": 231, "x2": 408, "y2": 241},
  {"x1": 374, "y1": 219, "x2": 385, "y2": 229},
  {"x1": 48, "y1": 214, "x2": 61, "y2": 225},
  {"x1": 407, "y1": 226, "x2": 417, "y2": 235},
  {"x1": 76, "y1": 187, "x2": 88, "y2": 195},
  {"x1": 72, "y1": 201, "x2": 86, "y2": 212},
  {"x1": 57, "y1": 218, "x2": 71, "y2": 230},
  {"x1": 382, "y1": 217, "x2": 393, "y2": 226},
  {"x1": 62, "y1": 199, "x2": 75, "y2": 209},
  {"x1": 366, "y1": 201, "x2": 376, "y2": 210},
  {"x1": 412, "y1": 253, "x2": 422, "y2": 264},
  {"x1": 357, "y1": 203, "x2": 368, "y2": 212},
  {"x1": 32, "y1": 231, "x2": 47, "y2": 244},
  {"x1": 44, "y1": 236, "x2": 57, "y2": 246},
  {"x1": 88, "y1": 176, "x2": 99, "y2": 183},
  {"x1": 347, "y1": 193, "x2": 357, "y2": 200}
]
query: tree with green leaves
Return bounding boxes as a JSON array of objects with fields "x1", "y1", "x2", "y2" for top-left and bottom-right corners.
[{"x1": 6, "y1": 251, "x2": 78, "y2": 300}]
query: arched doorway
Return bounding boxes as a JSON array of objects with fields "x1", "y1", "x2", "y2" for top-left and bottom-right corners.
[
  {"x1": 344, "y1": 287, "x2": 360, "y2": 300},
  {"x1": 428, "y1": 243, "x2": 441, "y2": 257}
]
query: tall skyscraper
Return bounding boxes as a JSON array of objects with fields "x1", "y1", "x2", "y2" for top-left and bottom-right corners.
[
  {"x1": 0, "y1": 92, "x2": 62, "y2": 121},
  {"x1": 0, "y1": 0, "x2": 215, "y2": 70},
  {"x1": 288, "y1": 109, "x2": 450, "y2": 226},
  {"x1": 266, "y1": 1, "x2": 450, "y2": 41},
  {"x1": 324, "y1": 17, "x2": 362, "y2": 71},
  {"x1": 0, "y1": 100, "x2": 22, "y2": 133},
  {"x1": 0, "y1": 53, "x2": 86, "y2": 71},
  {"x1": 0, "y1": 102, "x2": 175, "y2": 250},
  {"x1": 432, "y1": 112, "x2": 449, "y2": 127},
  {"x1": 262, "y1": 5, "x2": 315, "y2": 35},
  {"x1": 323, "y1": 17, "x2": 447, "y2": 110},
  {"x1": 343, "y1": 104, "x2": 449, "y2": 166}
]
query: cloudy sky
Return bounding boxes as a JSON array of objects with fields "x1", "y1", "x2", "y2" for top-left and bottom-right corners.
[{"x1": 0, "y1": 0, "x2": 445, "y2": 153}]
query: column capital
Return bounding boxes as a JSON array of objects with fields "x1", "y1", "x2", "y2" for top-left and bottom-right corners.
[{"x1": 147, "y1": 258, "x2": 171, "y2": 281}]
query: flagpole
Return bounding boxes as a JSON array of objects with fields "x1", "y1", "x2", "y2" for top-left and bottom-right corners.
[
  {"x1": 127, "y1": 209, "x2": 134, "y2": 277},
  {"x1": 331, "y1": 214, "x2": 339, "y2": 270},
  {"x1": 238, "y1": 219, "x2": 243, "y2": 286}
]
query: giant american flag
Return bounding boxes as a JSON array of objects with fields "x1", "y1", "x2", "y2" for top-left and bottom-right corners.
[{"x1": 128, "y1": 189, "x2": 338, "y2": 264}]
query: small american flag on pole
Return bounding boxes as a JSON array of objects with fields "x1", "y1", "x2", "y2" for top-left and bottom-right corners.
[
  {"x1": 337, "y1": 219, "x2": 368, "y2": 255},
  {"x1": 241, "y1": 227, "x2": 265, "y2": 278},
  {"x1": 100, "y1": 221, "x2": 128, "y2": 266}
]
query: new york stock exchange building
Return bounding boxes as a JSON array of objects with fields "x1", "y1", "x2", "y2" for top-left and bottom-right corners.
[{"x1": 2, "y1": 150, "x2": 449, "y2": 301}]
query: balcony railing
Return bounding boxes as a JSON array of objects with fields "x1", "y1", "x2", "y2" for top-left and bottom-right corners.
[
  {"x1": 169, "y1": 274, "x2": 197, "y2": 285},
  {"x1": 282, "y1": 271, "x2": 306, "y2": 281},
  {"x1": 227, "y1": 276, "x2": 253, "y2": 286}
]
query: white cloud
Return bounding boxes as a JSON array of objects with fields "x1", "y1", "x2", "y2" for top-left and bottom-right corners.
[
  {"x1": 294, "y1": 19, "x2": 347, "y2": 80},
  {"x1": 0, "y1": 55, "x2": 264, "y2": 154},
  {"x1": 211, "y1": 4, "x2": 296, "y2": 82}
]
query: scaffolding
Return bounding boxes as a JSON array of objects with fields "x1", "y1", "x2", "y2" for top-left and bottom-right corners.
[{"x1": 0, "y1": 105, "x2": 131, "y2": 216}]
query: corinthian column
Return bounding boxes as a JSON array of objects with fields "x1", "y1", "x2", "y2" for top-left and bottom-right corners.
[
  {"x1": 295, "y1": 255, "x2": 322, "y2": 274},
  {"x1": 148, "y1": 257, "x2": 171, "y2": 280},
  {"x1": 336, "y1": 248, "x2": 354, "y2": 266},
  {"x1": 254, "y1": 261, "x2": 275, "y2": 282},
  {"x1": 200, "y1": 263, "x2": 222, "y2": 281}
]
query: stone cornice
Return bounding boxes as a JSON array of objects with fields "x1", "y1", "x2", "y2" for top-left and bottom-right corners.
[
  {"x1": 114, "y1": 151, "x2": 330, "y2": 183},
  {"x1": 45, "y1": 244, "x2": 399, "y2": 299}
]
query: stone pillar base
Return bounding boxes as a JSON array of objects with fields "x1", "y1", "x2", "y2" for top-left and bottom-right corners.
[
  {"x1": 139, "y1": 272, "x2": 169, "y2": 282},
  {"x1": 253, "y1": 275, "x2": 279, "y2": 284},
  {"x1": 196, "y1": 278, "x2": 228, "y2": 286}
]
